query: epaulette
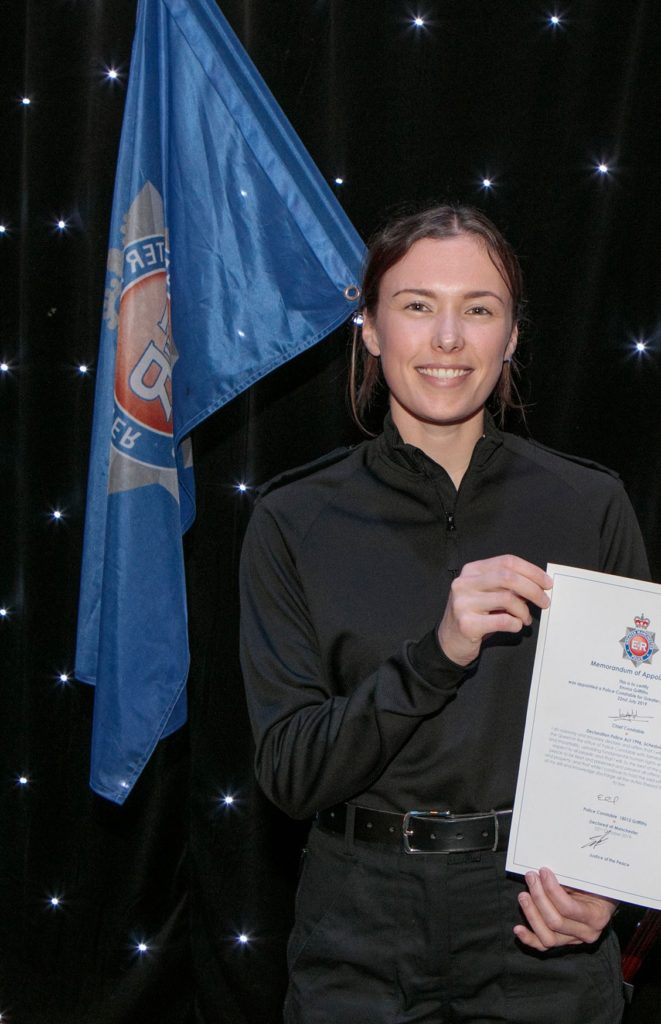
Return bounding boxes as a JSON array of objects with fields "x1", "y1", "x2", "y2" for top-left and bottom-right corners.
[
  {"x1": 523, "y1": 437, "x2": 621, "y2": 480},
  {"x1": 256, "y1": 446, "x2": 356, "y2": 500}
]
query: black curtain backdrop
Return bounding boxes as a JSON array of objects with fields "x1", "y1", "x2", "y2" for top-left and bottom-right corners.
[{"x1": 2, "y1": 1, "x2": 660, "y2": 1021}]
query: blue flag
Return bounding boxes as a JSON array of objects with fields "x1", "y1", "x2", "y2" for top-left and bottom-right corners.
[{"x1": 75, "y1": 0, "x2": 364, "y2": 803}]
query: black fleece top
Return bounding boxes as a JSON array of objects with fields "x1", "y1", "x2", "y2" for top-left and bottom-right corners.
[{"x1": 239, "y1": 414, "x2": 649, "y2": 821}]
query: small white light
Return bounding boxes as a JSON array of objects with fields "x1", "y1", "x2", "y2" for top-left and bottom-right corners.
[
  {"x1": 549, "y1": 15, "x2": 561, "y2": 26},
  {"x1": 237, "y1": 330, "x2": 246, "y2": 338},
  {"x1": 49, "y1": 896, "x2": 61, "y2": 907},
  {"x1": 0, "y1": 363, "x2": 8, "y2": 372},
  {"x1": 58, "y1": 673, "x2": 70, "y2": 684},
  {"x1": 57, "y1": 219, "x2": 67, "y2": 230},
  {"x1": 334, "y1": 177, "x2": 344, "y2": 185},
  {"x1": 120, "y1": 780, "x2": 130, "y2": 789},
  {"x1": 482, "y1": 177, "x2": 493, "y2": 188},
  {"x1": 136, "y1": 941, "x2": 148, "y2": 954},
  {"x1": 18, "y1": 775, "x2": 29, "y2": 786},
  {"x1": 22, "y1": 96, "x2": 31, "y2": 106},
  {"x1": 0, "y1": 608, "x2": 8, "y2": 618},
  {"x1": 106, "y1": 68, "x2": 119, "y2": 80},
  {"x1": 0, "y1": 225, "x2": 7, "y2": 235},
  {"x1": 413, "y1": 16, "x2": 425, "y2": 27},
  {"x1": 78, "y1": 364, "x2": 88, "y2": 374},
  {"x1": 352, "y1": 312, "x2": 364, "y2": 326},
  {"x1": 597, "y1": 163, "x2": 609, "y2": 174},
  {"x1": 240, "y1": 189, "x2": 248, "y2": 197},
  {"x1": 223, "y1": 794, "x2": 235, "y2": 804},
  {"x1": 237, "y1": 933, "x2": 249, "y2": 944},
  {"x1": 51, "y1": 509, "x2": 63, "y2": 521},
  {"x1": 635, "y1": 340, "x2": 647, "y2": 353},
  {"x1": 236, "y1": 484, "x2": 247, "y2": 494}
]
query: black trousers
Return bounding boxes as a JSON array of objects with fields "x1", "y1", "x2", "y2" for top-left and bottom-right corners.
[{"x1": 284, "y1": 825, "x2": 624, "y2": 1024}]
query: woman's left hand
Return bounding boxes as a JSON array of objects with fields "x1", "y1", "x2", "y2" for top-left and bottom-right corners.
[{"x1": 513, "y1": 867, "x2": 618, "y2": 950}]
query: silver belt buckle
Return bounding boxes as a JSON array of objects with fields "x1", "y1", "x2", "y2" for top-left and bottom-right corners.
[
  {"x1": 402, "y1": 809, "x2": 500, "y2": 854},
  {"x1": 402, "y1": 809, "x2": 450, "y2": 854}
]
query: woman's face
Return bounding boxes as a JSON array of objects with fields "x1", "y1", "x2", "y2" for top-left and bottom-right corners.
[{"x1": 362, "y1": 234, "x2": 517, "y2": 445}]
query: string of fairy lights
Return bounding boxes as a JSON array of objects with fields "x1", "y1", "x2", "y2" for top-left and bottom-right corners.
[{"x1": 0, "y1": 7, "x2": 657, "y2": 1009}]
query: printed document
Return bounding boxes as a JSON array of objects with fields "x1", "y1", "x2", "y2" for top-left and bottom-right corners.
[{"x1": 507, "y1": 564, "x2": 661, "y2": 909}]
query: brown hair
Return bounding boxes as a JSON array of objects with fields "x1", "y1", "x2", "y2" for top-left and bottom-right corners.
[{"x1": 349, "y1": 203, "x2": 525, "y2": 433}]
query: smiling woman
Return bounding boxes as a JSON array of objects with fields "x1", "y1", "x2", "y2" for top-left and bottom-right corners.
[
  {"x1": 239, "y1": 204, "x2": 650, "y2": 1024},
  {"x1": 361, "y1": 234, "x2": 518, "y2": 484},
  {"x1": 351, "y1": 205, "x2": 524, "y2": 438}
]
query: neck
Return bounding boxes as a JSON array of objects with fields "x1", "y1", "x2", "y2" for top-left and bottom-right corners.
[{"x1": 390, "y1": 405, "x2": 485, "y2": 488}]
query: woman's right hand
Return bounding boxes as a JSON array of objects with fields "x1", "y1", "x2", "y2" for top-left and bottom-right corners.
[{"x1": 437, "y1": 555, "x2": 553, "y2": 667}]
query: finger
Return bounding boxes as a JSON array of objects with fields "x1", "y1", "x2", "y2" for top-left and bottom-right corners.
[
  {"x1": 516, "y1": 889, "x2": 574, "y2": 949},
  {"x1": 448, "y1": 594, "x2": 534, "y2": 638},
  {"x1": 524, "y1": 870, "x2": 577, "y2": 931},
  {"x1": 464, "y1": 555, "x2": 553, "y2": 592},
  {"x1": 513, "y1": 922, "x2": 580, "y2": 952},
  {"x1": 452, "y1": 586, "x2": 539, "y2": 626},
  {"x1": 533, "y1": 869, "x2": 590, "y2": 920},
  {"x1": 453, "y1": 585, "x2": 531, "y2": 614},
  {"x1": 535, "y1": 869, "x2": 617, "y2": 931},
  {"x1": 458, "y1": 566, "x2": 552, "y2": 612},
  {"x1": 520, "y1": 871, "x2": 604, "y2": 945},
  {"x1": 453, "y1": 578, "x2": 545, "y2": 620},
  {"x1": 458, "y1": 610, "x2": 529, "y2": 641}
]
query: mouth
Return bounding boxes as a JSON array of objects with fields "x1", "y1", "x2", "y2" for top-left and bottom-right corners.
[{"x1": 416, "y1": 367, "x2": 471, "y2": 380}]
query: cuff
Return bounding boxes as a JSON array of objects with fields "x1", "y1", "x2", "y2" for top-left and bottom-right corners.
[{"x1": 407, "y1": 627, "x2": 477, "y2": 690}]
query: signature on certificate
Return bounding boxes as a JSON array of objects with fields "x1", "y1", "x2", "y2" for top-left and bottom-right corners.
[
  {"x1": 608, "y1": 709, "x2": 653, "y2": 723},
  {"x1": 581, "y1": 830, "x2": 611, "y2": 850}
]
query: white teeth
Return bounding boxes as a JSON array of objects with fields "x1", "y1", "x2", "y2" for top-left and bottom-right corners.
[{"x1": 417, "y1": 367, "x2": 469, "y2": 379}]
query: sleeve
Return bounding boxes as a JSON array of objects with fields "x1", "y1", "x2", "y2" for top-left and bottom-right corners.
[
  {"x1": 599, "y1": 480, "x2": 650, "y2": 580},
  {"x1": 239, "y1": 501, "x2": 468, "y2": 820}
]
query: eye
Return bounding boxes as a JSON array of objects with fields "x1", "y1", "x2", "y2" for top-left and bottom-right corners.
[
  {"x1": 466, "y1": 305, "x2": 492, "y2": 316},
  {"x1": 404, "y1": 300, "x2": 431, "y2": 313}
]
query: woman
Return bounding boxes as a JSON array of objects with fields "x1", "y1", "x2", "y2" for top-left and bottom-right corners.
[{"x1": 239, "y1": 205, "x2": 648, "y2": 1023}]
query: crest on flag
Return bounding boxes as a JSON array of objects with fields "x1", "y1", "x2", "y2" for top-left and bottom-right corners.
[{"x1": 106, "y1": 182, "x2": 190, "y2": 502}]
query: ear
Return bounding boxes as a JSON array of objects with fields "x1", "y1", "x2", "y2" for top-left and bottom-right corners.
[
  {"x1": 360, "y1": 311, "x2": 381, "y2": 358},
  {"x1": 504, "y1": 323, "x2": 518, "y2": 361}
]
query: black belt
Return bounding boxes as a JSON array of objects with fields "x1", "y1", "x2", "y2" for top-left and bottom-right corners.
[{"x1": 316, "y1": 803, "x2": 512, "y2": 854}]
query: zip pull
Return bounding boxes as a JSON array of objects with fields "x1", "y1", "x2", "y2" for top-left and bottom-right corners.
[{"x1": 446, "y1": 512, "x2": 456, "y2": 532}]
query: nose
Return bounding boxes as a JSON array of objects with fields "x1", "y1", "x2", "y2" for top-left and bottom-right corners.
[{"x1": 432, "y1": 312, "x2": 463, "y2": 351}]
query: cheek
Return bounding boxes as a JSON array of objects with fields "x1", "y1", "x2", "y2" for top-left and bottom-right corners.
[
  {"x1": 375, "y1": 339, "x2": 414, "y2": 378},
  {"x1": 371, "y1": 342, "x2": 403, "y2": 393},
  {"x1": 486, "y1": 328, "x2": 516, "y2": 363}
]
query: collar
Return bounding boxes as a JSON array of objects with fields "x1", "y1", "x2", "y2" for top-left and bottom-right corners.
[{"x1": 378, "y1": 409, "x2": 503, "y2": 478}]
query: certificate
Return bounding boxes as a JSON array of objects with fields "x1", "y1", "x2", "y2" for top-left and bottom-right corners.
[{"x1": 506, "y1": 564, "x2": 661, "y2": 910}]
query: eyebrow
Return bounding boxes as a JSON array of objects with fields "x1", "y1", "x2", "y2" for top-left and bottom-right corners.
[{"x1": 391, "y1": 287, "x2": 505, "y2": 306}]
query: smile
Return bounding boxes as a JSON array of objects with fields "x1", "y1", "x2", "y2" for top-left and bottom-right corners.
[{"x1": 417, "y1": 367, "x2": 470, "y2": 379}]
